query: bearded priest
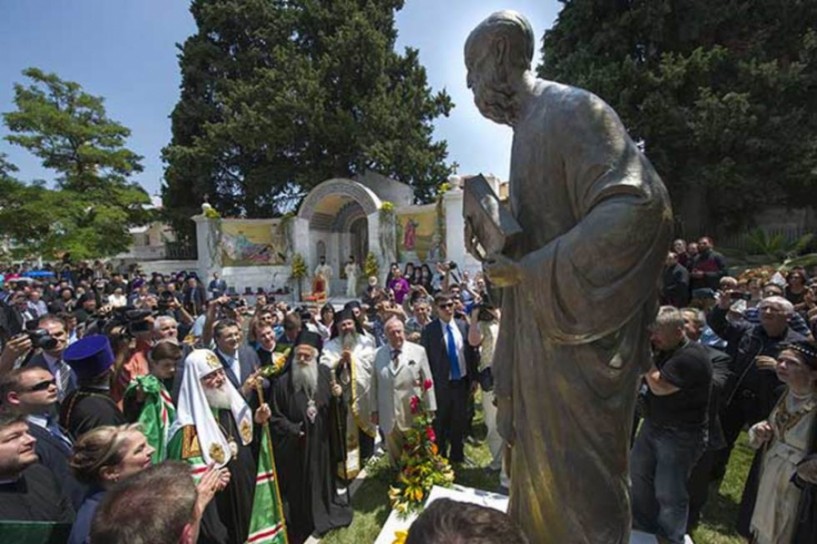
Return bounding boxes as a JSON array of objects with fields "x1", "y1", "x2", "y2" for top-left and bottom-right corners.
[
  {"x1": 270, "y1": 331, "x2": 352, "y2": 544},
  {"x1": 319, "y1": 308, "x2": 377, "y2": 479},
  {"x1": 168, "y1": 349, "x2": 272, "y2": 544}
]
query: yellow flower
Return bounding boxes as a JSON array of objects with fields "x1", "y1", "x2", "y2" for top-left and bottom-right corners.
[{"x1": 392, "y1": 530, "x2": 408, "y2": 544}]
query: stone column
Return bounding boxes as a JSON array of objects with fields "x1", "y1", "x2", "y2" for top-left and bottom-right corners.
[
  {"x1": 366, "y1": 211, "x2": 388, "y2": 285},
  {"x1": 443, "y1": 177, "x2": 483, "y2": 278},
  {"x1": 192, "y1": 214, "x2": 219, "y2": 280}
]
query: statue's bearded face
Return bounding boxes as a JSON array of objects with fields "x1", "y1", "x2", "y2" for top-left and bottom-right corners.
[{"x1": 466, "y1": 47, "x2": 516, "y2": 126}]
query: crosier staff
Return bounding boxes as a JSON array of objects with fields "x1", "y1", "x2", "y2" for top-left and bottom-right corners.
[{"x1": 334, "y1": 350, "x2": 352, "y2": 495}]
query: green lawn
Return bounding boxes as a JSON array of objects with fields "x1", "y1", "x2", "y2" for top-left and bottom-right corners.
[{"x1": 322, "y1": 405, "x2": 754, "y2": 544}]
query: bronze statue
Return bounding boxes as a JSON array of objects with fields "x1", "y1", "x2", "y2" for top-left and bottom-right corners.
[{"x1": 464, "y1": 11, "x2": 673, "y2": 543}]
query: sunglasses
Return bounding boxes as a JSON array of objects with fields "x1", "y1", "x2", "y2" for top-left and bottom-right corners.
[
  {"x1": 438, "y1": 302, "x2": 454, "y2": 309},
  {"x1": 25, "y1": 379, "x2": 56, "y2": 392}
]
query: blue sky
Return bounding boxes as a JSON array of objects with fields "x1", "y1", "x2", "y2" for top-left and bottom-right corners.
[{"x1": 0, "y1": 0, "x2": 560, "y2": 197}]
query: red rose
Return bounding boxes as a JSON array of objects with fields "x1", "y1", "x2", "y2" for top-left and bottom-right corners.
[
  {"x1": 410, "y1": 395, "x2": 420, "y2": 414},
  {"x1": 425, "y1": 426, "x2": 436, "y2": 443},
  {"x1": 423, "y1": 378, "x2": 433, "y2": 391}
]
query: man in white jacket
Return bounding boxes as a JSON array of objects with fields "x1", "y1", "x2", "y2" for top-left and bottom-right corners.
[{"x1": 371, "y1": 317, "x2": 436, "y2": 464}]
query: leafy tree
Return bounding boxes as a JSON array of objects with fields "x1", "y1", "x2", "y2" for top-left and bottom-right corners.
[
  {"x1": 539, "y1": 0, "x2": 817, "y2": 234},
  {"x1": 2, "y1": 69, "x2": 151, "y2": 258},
  {"x1": 163, "y1": 0, "x2": 454, "y2": 240}
]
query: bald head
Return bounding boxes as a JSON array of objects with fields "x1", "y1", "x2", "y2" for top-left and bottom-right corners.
[
  {"x1": 465, "y1": 10, "x2": 535, "y2": 72},
  {"x1": 465, "y1": 11, "x2": 536, "y2": 127}
]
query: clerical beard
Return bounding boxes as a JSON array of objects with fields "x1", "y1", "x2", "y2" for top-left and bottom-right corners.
[
  {"x1": 292, "y1": 360, "x2": 319, "y2": 397},
  {"x1": 203, "y1": 384, "x2": 232, "y2": 409},
  {"x1": 340, "y1": 330, "x2": 358, "y2": 351}
]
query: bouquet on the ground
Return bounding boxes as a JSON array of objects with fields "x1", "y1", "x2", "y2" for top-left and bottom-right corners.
[{"x1": 388, "y1": 376, "x2": 454, "y2": 516}]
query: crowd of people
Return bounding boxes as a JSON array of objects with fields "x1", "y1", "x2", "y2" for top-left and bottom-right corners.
[
  {"x1": 646, "y1": 236, "x2": 817, "y2": 543},
  {"x1": 1, "y1": 239, "x2": 816, "y2": 544},
  {"x1": 0, "y1": 258, "x2": 510, "y2": 543}
]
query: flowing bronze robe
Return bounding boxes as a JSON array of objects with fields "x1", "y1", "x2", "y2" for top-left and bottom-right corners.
[{"x1": 493, "y1": 80, "x2": 672, "y2": 543}]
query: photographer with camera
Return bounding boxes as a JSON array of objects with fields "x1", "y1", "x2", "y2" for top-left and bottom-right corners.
[
  {"x1": 24, "y1": 314, "x2": 77, "y2": 403},
  {"x1": 3, "y1": 288, "x2": 37, "y2": 336},
  {"x1": 467, "y1": 296, "x2": 508, "y2": 489},
  {"x1": 106, "y1": 308, "x2": 155, "y2": 408},
  {"x1": 199, "y1": 294, "x2": 248, "y2": 348},
  {"x1": 155, "y1": 289, "x2": 194, "y2": 338}
]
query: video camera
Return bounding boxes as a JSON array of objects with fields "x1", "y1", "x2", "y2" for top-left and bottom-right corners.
[
  {"x1": 222, "y1": 295, "x2": 246, "y2": 312},
  {"x1": 475, "y1": 292, "x2": 497, "y2": 322},
  {"x1": 26, "y1": 328, "x2": 58, "y2": 351},
  {"x1": 84, "y1": 306, "x2": 154, "y2": 339}
]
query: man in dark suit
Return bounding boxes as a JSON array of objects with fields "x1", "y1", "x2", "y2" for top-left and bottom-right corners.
[
  {"x1": 2, "y1": 289, "x2": 34, "y2": 337},
  {"x1": 421, "y1": 293, "x2": 479, "y2": 463},
  {"x1": 661, "y1": 252, "x2": 690, "y2": 308},
  {"x1": 183, "y1": 275, "x2": 208, "y2": 316},
  {"x1": 208, "y1": 272, "x2": 228, "y2": 298},
  {"x1": 213, "y1": 318, "x2": 261, "y2": 398},
  {"x1": 0, "y1": 366, "x2": 85, "y2": 509},
  {"x1": 25, "y1": 314, "x2": 77, "y2": 403},
  {"x1": 0, "y1": 412, "x2": 75, "y2": 527}
]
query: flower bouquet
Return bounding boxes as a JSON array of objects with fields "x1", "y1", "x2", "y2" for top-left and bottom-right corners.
[
  {"x1": 258, "y1": 349, "x2": 289, "y2": 380},
  {"x1": 388, "y1": 376, "x2": 455, "y2": 517}
]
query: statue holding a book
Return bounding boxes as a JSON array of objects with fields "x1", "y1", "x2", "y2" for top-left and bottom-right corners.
[{"x1": 462, "y1": 11, "x2": 673, "y2": 543}]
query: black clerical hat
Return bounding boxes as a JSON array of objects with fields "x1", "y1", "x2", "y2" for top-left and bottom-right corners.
[{"x1": 295, "y1": 330, "x2": 322, "y2": 351}]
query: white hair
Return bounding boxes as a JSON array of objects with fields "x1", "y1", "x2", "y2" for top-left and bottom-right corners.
[
  {"x1": 759, "y1": 296, "x2": 794, "y2": 315},
  {"x1": 653, "y1": 306, "x2": 685, "y2": 329},
  {"x1": 154, "y1": 315, "x2": 178, "y2": 331}
]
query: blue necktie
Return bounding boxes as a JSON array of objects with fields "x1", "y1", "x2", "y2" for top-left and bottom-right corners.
[
  {"x1": 46, "y1": 416, "x2": 72, "y2": 450},
  {"x1": 446, "y1": 324, "x2": 461, "y2": 380}
]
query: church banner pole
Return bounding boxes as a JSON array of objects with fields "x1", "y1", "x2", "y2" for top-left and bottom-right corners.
[{"x1": 255, "y1": 381, "x2": 289, "y2": 544}]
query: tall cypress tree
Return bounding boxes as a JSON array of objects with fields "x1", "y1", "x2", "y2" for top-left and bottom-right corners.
[
  {"x1": 539, "y1": 0, "x2": 817, "y2": 234},
  {"x1": 163, "y1": 0, "x2": 453, "y2": 239}
]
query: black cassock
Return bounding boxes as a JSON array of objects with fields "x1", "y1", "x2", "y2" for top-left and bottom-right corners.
[{"x1": 270, "y1": 364, "x2": 352, "y2": 544}]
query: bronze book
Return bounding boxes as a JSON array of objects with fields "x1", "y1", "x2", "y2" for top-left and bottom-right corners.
[{"x1": 462, "y1": 174, "x2": 523, "y2": 261}]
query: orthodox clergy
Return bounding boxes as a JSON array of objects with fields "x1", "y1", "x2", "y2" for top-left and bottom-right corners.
[
  {"x1": 319, "y1": 308, "x2": 377, "y2": 478},
  {"x1": 60, "y1": 335, "x2": 126, "y2": 440},
  {"x1": 270, "y1": 331, "x2": 352, "y2": 544},
  {"x1": 168, "y1": 349, "x2": 271, "y2": 544}
]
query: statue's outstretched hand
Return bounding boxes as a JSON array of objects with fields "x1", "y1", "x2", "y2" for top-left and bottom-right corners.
[{"x1": 484, "y1": 253, "x2": 522, "y2": 288}]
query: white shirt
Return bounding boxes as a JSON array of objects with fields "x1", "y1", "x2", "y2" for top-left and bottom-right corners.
[
  {"x1": 217, "y1": 349, "x2": 241, "y2": 383},
  {"x1": 439, "y1": 318, "x2": 467, "y2": 379},
  {"x1": 42, "y1": 352, "x2": 70, "y2": 401}
]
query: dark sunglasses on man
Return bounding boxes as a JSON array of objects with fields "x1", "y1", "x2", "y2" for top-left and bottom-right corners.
[{"x1": 25, "y1": 379, "x2": 56, "y2": 393}]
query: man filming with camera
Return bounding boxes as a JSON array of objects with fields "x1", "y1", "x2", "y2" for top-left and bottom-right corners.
[
  {"x1": 467, "y1": 295, "x2": 508, "y2": 490},
  {"x1": 25, "y1": 315, "x2": 77, "y2": 404}
]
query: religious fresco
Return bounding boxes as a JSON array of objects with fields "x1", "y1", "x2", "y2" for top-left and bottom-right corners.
[
  {"x1": 220, "y1": 220, "x2": 287, "y2": 266},
  {"x1": 395, "y1": 205, "x2": 445, "y2": 263}
]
